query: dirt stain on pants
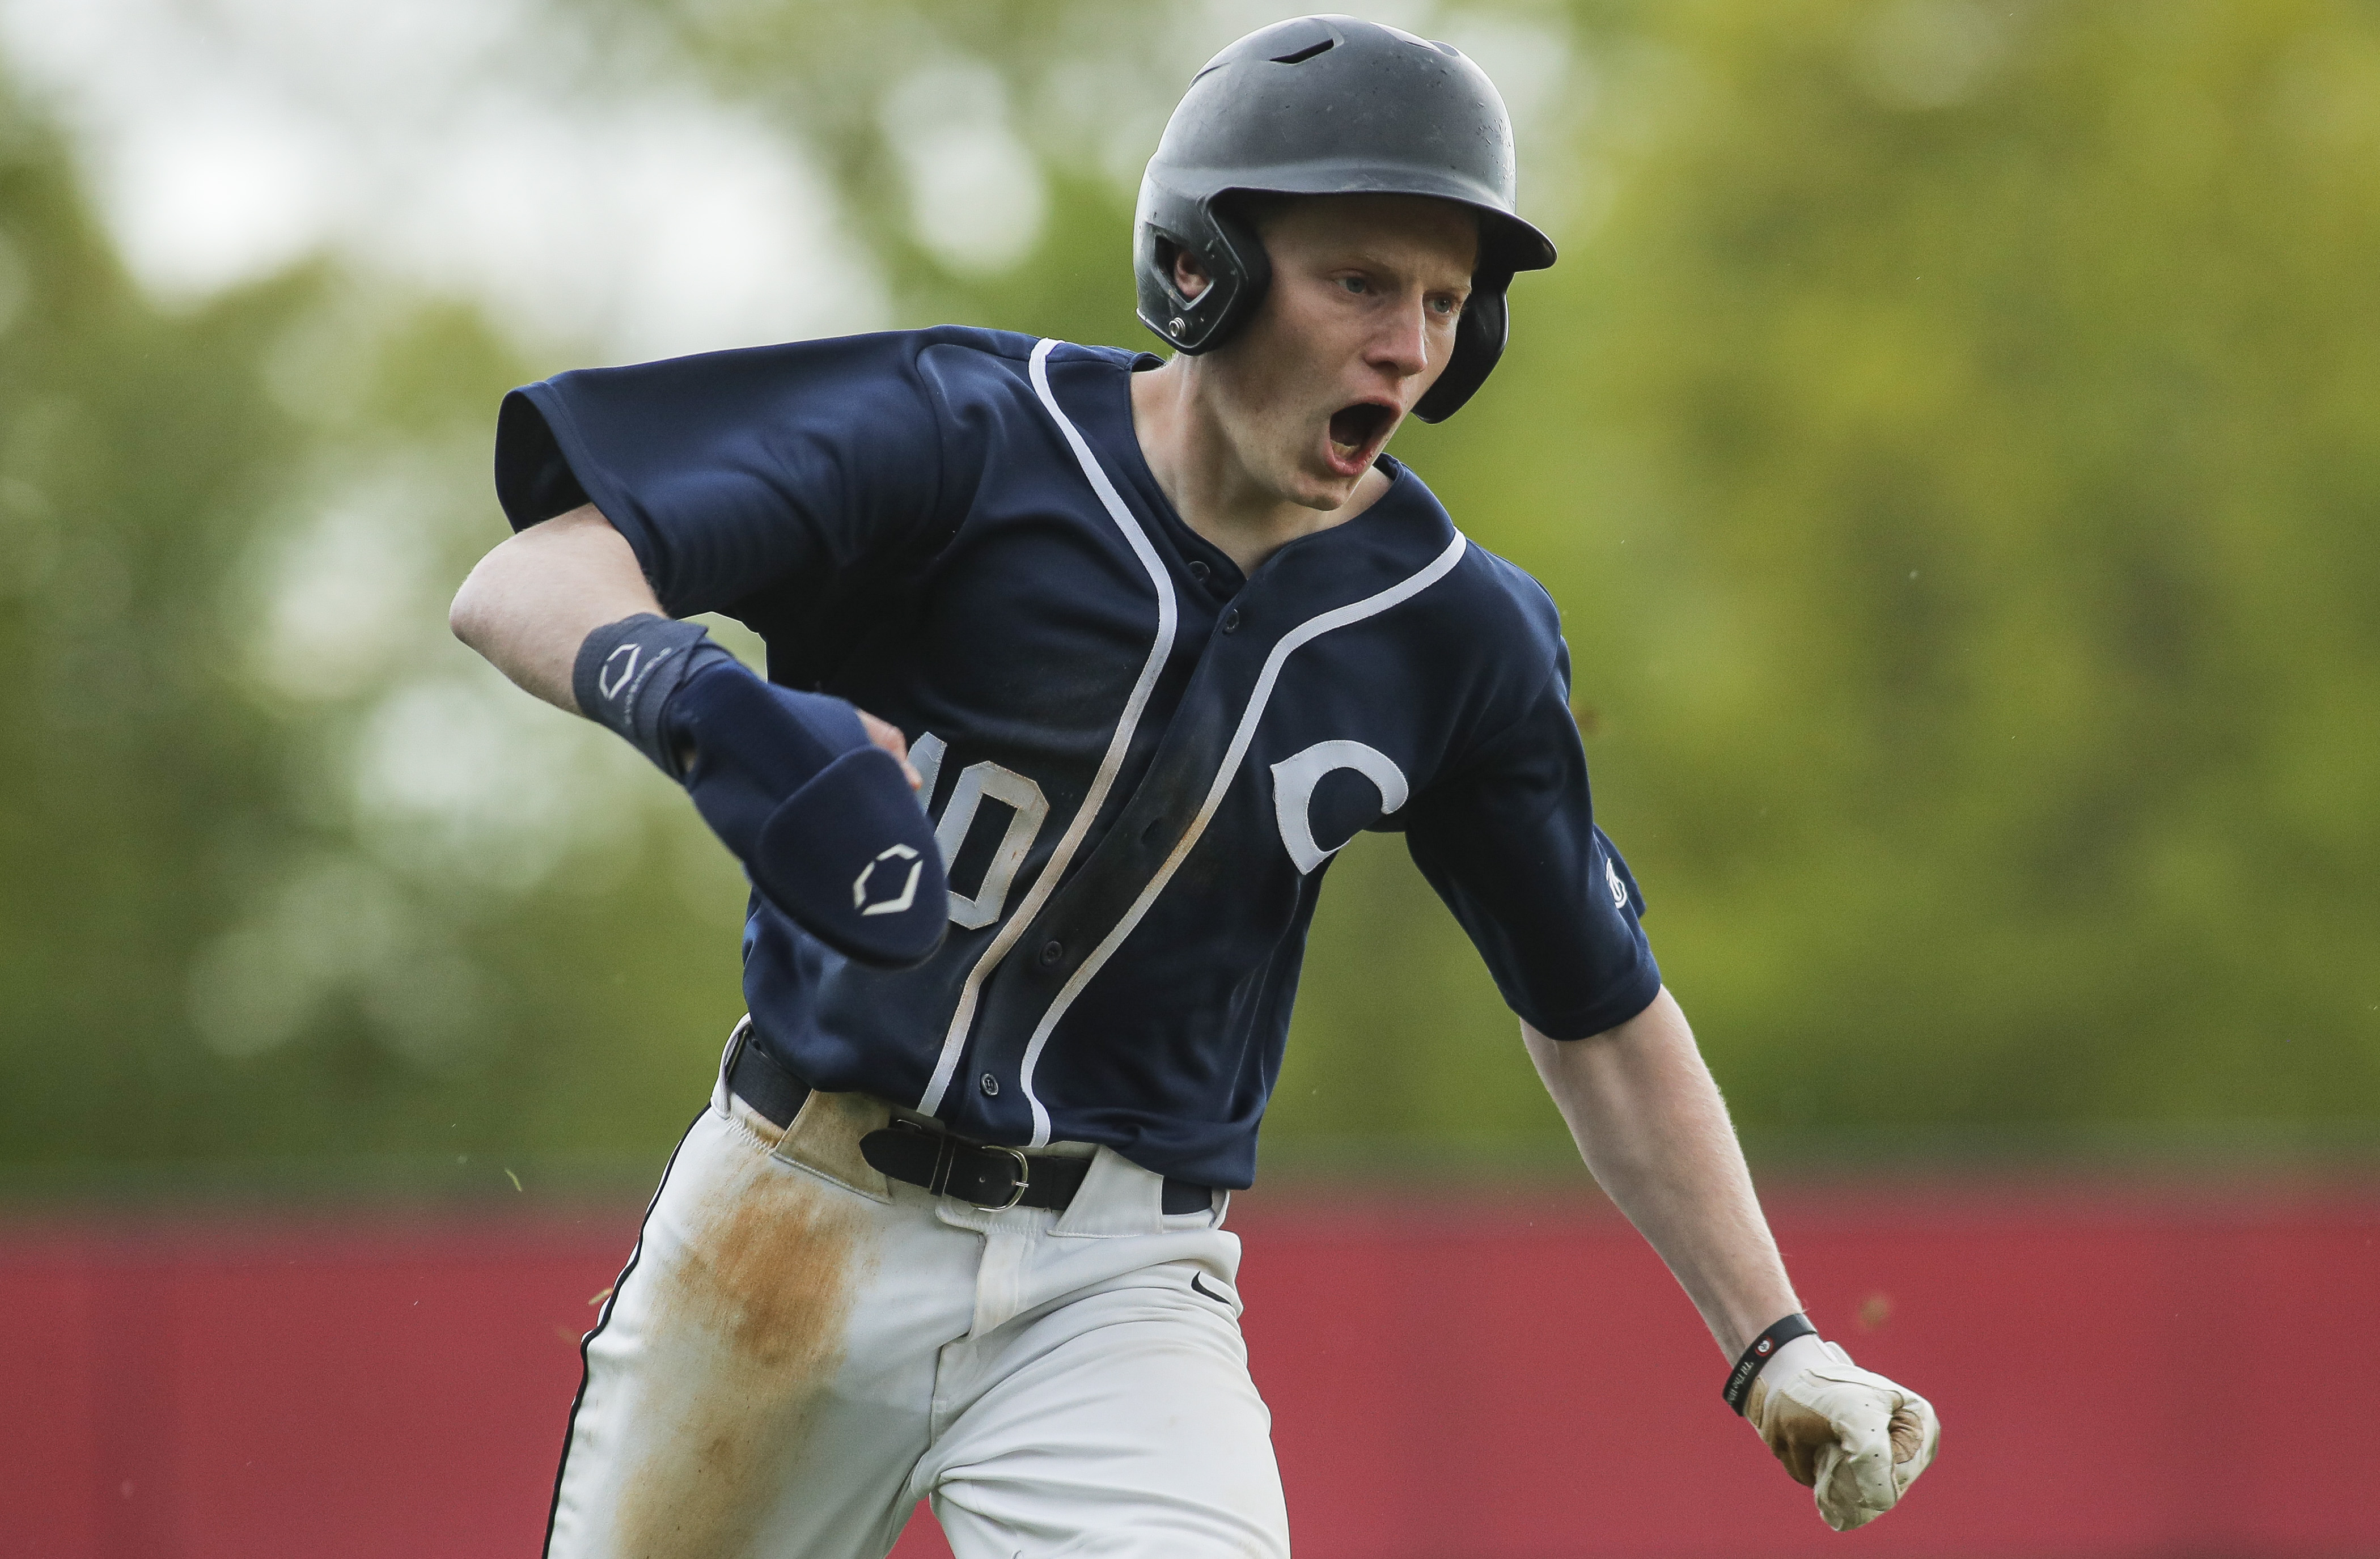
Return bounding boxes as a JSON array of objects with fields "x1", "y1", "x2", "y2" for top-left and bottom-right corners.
[{"x1": 615, "y1": 1150, "x2": 872, "y2": 1558}]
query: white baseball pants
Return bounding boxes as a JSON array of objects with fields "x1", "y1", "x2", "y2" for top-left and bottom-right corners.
[{"x1": 543, "y1": 1053, "x2": 1290, "y2": 1559}]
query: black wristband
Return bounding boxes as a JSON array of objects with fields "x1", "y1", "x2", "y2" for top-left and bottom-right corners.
[
  {"x1": 572, "y1": 614, "x2": 734, "y2": 778},
  {"x1": 1721, "y1": 1312, "x2": 1818, "y2": 1415}
]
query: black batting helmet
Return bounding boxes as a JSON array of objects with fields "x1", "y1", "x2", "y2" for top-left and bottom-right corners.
[{"x1": 1134, "y1": 14, "x2": 1557, "y2": 422}]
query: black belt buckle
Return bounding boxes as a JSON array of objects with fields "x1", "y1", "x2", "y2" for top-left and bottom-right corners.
[
  {"x1": 973, "y1": 1146, "x2": 1031, "y2": 1212},
  {"x1": 908, "y1": 1122, "x2": 1034, "y2": 1211}
]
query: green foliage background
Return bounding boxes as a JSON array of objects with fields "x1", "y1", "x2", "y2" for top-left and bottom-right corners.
[{"x1": 2, "y1": 0, "x2": 2374, "y2": 1189}]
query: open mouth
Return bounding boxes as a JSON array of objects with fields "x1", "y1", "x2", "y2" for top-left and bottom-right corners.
[{"x1": 1325, "y1": 402, "x2": 1397, "y2": 472}]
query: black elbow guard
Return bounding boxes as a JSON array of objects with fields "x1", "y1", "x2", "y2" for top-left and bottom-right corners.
[{"x1": 572, "y1": 614, "x2": 735, "y2": 777}]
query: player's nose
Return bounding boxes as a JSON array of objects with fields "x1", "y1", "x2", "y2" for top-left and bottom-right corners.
[{"x1": 1365, "y1": 293, "x2": 1434, "y2": 385}]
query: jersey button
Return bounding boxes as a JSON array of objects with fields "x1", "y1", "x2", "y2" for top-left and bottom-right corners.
[
  {"x1": 1221, "y1": 607, "x2": 1242, "y2": 634},
  {"x1": 1037, "y1": 939, "x2": 1064, "y2": 967},
  {"x1": 1187, "y1": 560, "x2": 1210, "y2": 582},
  {"x1": 980, "y1": 1073, "x2": 1000, "y2": 1096}
]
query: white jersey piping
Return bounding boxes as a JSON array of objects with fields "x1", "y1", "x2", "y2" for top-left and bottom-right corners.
[
  {"x1": 1017, "y1": 529, "x2": 1471, "y2": 1145},
  {"x1": 914, "y1": 338, "x2": 1180, "y2": 1116}
]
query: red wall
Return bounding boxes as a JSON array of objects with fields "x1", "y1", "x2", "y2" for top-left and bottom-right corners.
[{"x1": 5, "y1": 1182, "x2": 2375, "y2": 1558}]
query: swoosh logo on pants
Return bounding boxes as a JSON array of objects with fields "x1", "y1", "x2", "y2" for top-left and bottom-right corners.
[{"x1": 1189, "y1": 1272, "x2": 1233, "y2": 1306}]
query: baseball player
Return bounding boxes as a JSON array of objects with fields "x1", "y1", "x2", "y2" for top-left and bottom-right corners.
[{"x1": 451, "y1": 15, "x2": 1939, "y2": 1557}]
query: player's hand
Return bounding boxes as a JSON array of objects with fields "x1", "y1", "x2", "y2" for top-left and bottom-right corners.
[
  {"x1": 856, "y1": 708, "x2": 923, "y2": 790},
  {"x1": 1743, "y1": 1335, "x2": 1938, "y2": 1532}
]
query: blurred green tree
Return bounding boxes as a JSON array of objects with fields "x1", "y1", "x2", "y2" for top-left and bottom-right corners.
[
  {"x1": 0, "y1": 86, "x2": 306, "y2": 1173},
  {"x1": 0, "y1": 78, "x2": 751, "y2": 1186},
  {"x1": 1449, "y1": 0, "x2": 2380, "y2": 1149},
  {"x1": 3, "y1": 0, "x2": 2375, "y2": 1187}
]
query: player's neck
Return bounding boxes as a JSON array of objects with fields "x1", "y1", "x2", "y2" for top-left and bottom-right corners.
[{"x1": 1130, "y1": 357, "x2": 1391, "y2": 577}]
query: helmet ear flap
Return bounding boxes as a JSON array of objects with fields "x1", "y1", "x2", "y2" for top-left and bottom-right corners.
[
  {"x1": 1134, "y1": 188, "x2": 1272, "y2": 355},
  {"x1": 1411, "y1": 273, "x2": 1511, "y2": 423}
]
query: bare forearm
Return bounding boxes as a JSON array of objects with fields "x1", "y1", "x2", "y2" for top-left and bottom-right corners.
[
  {"x1": 1525, "y1": 988, "x2": 1798, "y2": 1359},
  {"x1": 448, "y1": 504, "x2": 663, "y2": 712}
]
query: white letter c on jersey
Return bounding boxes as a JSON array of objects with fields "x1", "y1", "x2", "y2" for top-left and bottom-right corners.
[{"x1": 1270, "y1": 740, "x2": 1409, "y2": 875}]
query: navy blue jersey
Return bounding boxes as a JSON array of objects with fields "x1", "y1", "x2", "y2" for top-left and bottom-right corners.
[{"x1": 494, "y1": 328, "x2": 1659, "y2": 1187}]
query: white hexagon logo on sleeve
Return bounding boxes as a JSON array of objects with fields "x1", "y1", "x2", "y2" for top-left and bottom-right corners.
[
  {"x1": 1269, "y1": 740, "x2": 1409, "y2": 875},
  {"x1": 852, "y1": 843, "x2": 925, "y2": 916},
  {"x1": 598, "y1": 643, "x2": 641, "y2": 701}
]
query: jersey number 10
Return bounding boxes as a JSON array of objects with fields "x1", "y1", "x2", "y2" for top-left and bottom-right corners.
[{"x1": 906, "y1": 733, "x2": 1049, "y2": 929}]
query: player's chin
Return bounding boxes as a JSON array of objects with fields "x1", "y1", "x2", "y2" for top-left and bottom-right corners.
[{"x1": 1282, "y1": 455, "x2": 1363, "y2": 511}]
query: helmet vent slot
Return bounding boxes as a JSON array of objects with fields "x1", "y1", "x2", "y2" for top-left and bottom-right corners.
[{"x1": 1270, "y1": 39, "x2": 1336, "y2": 65}]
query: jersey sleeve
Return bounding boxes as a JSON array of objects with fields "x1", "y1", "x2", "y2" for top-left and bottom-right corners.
[
  {"x1": 491, "y1": 331, "x2": 959, "y2": 619},
  {"x1": 1402, "y1": 654, "x2": 1662, "y2": 1041}
]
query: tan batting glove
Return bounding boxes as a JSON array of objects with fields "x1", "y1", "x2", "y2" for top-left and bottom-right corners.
[{"x1": 1743, "y1": 1334, "x2": 1939, "y2": 1531}]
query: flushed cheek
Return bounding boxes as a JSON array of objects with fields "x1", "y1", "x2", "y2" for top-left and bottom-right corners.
[{"x1": 1230, "y1": 400, "x2": 1328, "y2": 486}]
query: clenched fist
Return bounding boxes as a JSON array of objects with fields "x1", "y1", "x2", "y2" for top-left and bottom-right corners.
[{"x1": 1744, "y1": 1335, "x2": 1939, "y2": 1531}]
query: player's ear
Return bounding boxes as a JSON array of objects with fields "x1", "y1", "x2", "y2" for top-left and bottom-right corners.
[{"x1": 1166, "y1": 239, "x2": 1213, "y2": 302}]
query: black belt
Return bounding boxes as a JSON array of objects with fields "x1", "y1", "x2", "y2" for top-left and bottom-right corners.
[{"x1": 726, "y1": 1032, "x2": 1213, "y2": 1215}]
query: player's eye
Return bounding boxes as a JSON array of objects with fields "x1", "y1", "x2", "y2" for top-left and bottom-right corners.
[
  {"x1": 1428, "y1": 294, "x2": 1464, "y2": 317},
  {"x1": 1337, "y1": 276, "x2": 1369, "y2": 294}
]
